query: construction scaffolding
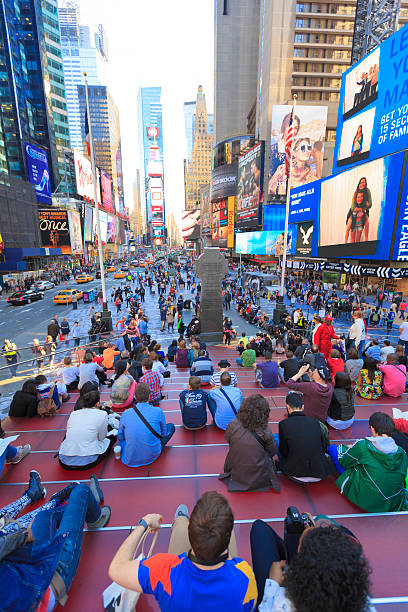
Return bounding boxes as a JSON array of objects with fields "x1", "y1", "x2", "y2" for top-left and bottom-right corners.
[{"x1": 351, "y1": 0, "x2": 401, "y2": 63}]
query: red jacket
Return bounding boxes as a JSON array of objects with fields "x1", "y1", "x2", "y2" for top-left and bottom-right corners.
[
  {"x1": 327, "y1": 357, "x2": 345, "y2": 380},
  {"x1": 314, "y1": 323, "x2": 338, "y2": 359},
  {"x1": 394, "y1": 418, "x2": 408, "y2": 434}
]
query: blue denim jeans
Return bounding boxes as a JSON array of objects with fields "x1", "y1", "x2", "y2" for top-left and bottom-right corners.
[
  {"x1": 160, "y1": 423, "x2": 176, "y2": 449},
  {"x1": 0, "y1": 444, "x2": 18, "y2": 475},
  {"x1": 31, "y1": 483, "x2": 101, "y2": 595},
  {"x1": 236, "y1": 358, "x2": 243, "y2": 366}
]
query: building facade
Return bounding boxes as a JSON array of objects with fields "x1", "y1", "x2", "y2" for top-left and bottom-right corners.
[
  {"x1": 0, "y1": 0, "x2": 60, "y2": 188},
  {"x1": 184, "y1": 100, "x2": 214, "y2": 160},
  {"x1": 184, "y1": 86, "x2": 213, "y2": 211},
  {"x1": 130, "y1": 169, "x2": 146, "y2": 242},
  {"x1": 214, "y1": 0, "x2": 261, "y2": 143},
  {"x1": 137, "y1": 86, "x2": 165, "y2": 224}
]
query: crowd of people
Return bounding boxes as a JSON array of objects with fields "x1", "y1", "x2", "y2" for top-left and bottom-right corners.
[{"x1": 0, "y1": 258, "x2": 407, "y2": 610}]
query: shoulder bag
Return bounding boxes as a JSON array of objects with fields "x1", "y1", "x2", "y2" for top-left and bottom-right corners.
[
  {"x1": 133, "y1": 404, "x2": 163, "y2": 440},
  {"x1": 102, "y1": 528, "x2": 158, "y2": 612}
]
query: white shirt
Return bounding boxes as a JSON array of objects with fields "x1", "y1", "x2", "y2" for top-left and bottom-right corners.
[
  {"x1": 399, "y1": 321, "x2": 408, "y2": 341},
  {"x1": 61, "y1": 365, "x2": 80, "y2": 385},
  {"x1": 59, "y1": 409, "x2": 110, "y2": 457},
  {"x1": 349, "y1": 318, "x2": 365, "y2": 346},
  {"x1": 380, "y1": 346, "x2": 395, "y2": 363}
]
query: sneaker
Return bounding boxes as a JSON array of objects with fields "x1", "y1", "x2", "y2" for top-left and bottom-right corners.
[
  {"x1": 25, "y1": 470, "x2": 46, "y2": 504},
  {"x1": 7, "y1": 444, "x2": 31, "y2": 465},
  {"x1": 87, "y1": 505, "x2": 111, "y2": 529},
  {"x1": 89, "y1": 474, "x2": 104, "y2": 504},
  {"x1": 174, "y1": 504, "x2": 189, "y2": 520},
  {"x1": 50, "y1": 482, "x2": 79, "y2": 506}
]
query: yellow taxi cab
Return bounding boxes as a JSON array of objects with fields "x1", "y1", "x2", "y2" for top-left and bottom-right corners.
[
  {"x1": 114, "y1": 271, "x2": 126, "y2": 279},
  {"x1": 53, "y1": 289, "x2": 83, "y2": 304},
  {"x1": 129, "y1": 264, "x2": 135, "y2": 269},
  {"x1": 106, "y1": 266, "x2": 116, "y2": 272},
  {"x1": 75, "y1": 274, "x2": 94, "y2": 284}
]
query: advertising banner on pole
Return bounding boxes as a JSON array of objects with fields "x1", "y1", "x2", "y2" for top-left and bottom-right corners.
[
  {"x1": 268, "y1": 105, "x2": 327, "y2": 199},
  {"x1": 227, "y1": 196, "x2": 235, "y2": 248},
  {"x1": 100, "y1": 170, "x2": 114, "y2": 212},
  {"x1": 333, "y1": 24, "x2": 408, "y2": 173},
  {"x1": 107, "y1": 215, "x2": 118, "y2": 243},
  {"x1": 236, "y1": 142, "x2": 264, "y2": 229},
  {"x1": 200, "y1": 186, "x2": 211, "y2": 237},
  {"x1": 74, "y1": 149, "x2": 101, "y2": 203},
  {"x1": 25, "y1": 143, "x2": 52, "y2": 205},
  {"x1": 83, "y1": 204, "x2": 94, "y2": 242}
]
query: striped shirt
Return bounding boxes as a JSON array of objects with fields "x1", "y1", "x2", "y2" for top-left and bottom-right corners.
[{"x1": 210, "y1": 370, "x2": 238, "y2": 387}]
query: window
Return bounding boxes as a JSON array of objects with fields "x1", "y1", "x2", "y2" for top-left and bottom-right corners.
[
  {"x1": 326, "y1": 129, "x2": 336, "y2": 142},
  {"x1": 296, "y1": 3, "x2": 306, "y2": 12}
]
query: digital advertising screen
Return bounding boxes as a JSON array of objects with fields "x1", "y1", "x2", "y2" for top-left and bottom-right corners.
[
  {"x1": 268, "y1": 104, "x2": 327, "y2": 199},
  {"x1": 236, "y1": 142, "x2": 264, "y2": 229},
  {"x1": 107, "y1": 215, "x2": 118, "y2": 243},
  {"x1": 182, "y1": 209, "x2": 200, "y2": 241},
  {"x1": 235, "y1": 228, "x2": 297, "y2": 256},
  {"x1": 319, "y1": 152, "x2": 405, "y2": 259},
  {"x1": 25, "y1": 143, "x2": 52, "y2": 205},
  {"x1": 68, "y1": 210, "x2": 83, "y2": 255},
  {"x1": 210, "y1": 163, "x2": 238, "y2": 201},
  {"x1": 83, "y1": 204, "x2": 93, "y2": 242},
  {"x1": 200, "y1": 186, "x2": 211, "y2": 236},
  {"x1": 74, "y1": 149, "x2": 101, "y2": 203},
  {"x1": 38, "y1": 209, "x2": 71, "y2": 253},
  {"x1": 96, "y1": 210, "x2": 108, "y2": 243},
  {"x1": 100, "y1": 170, "x2": 113, "y2": 212},
  {"x1": 333, "y1": 24, "x2": 408, "y2": 173},
  {"x1": 212, "y1": 199, "x2": 228, "y2": 246}
]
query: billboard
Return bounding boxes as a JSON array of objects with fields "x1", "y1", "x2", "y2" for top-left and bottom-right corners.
[
  {"x1": 68, "y1": 210, "x2": 83, "y2": 255},
  {"x1": 333, "y1": 25, "x2": 408, "y2": 173},
  {"x1": 182, "y1": 209, "x2": 201, "y2": 241},
  {"x1": 38, "y1": 209, "x2": 71, "y2": 253},
  {"x1": 210, "y1": 163, "x2": 237, "y2": 200},
  {"x1": 83, "y1": 204, "x2": 93, "y2": 242},
  {"x1": 236, "y1": 142, "x2": 264, "y2": 229},
  {"x1": 235, "y1": 229, "x2": 297, "y2": 256},
  {"x1": 200, "y1": 186, "x2": 211, "y2": 236},
  {"x1": 74, "y1": 149, "x2": 100, "y2": 202},
  {"x1": 147, "y1": 126, "x2": 159, "y2": 139},
  {"x1": 107, "y1": 215, "x2": 118, "y2": 243},
  {"x1": 100, "y1": 170, "x2": 114, "y2": 212},
  {"x1": 212, "y1": 199, "x2": 228, "y2": 246},
  {"x1": 268, "y1": 105, "x2": 327, "y2": 198},
  {"x1": 319, "y1": 153, "x2": 404, "y2": 259},
  {"x1": 296, "y1": 221, "x2": 314, "y2": 256},
  {"x1": 25, "y1": 143, "x2": 52, "y2": 205}
]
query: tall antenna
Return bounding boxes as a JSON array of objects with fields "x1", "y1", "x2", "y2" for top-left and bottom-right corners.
[{"x1": 351, "y1": 0, "x2": 401, "y2": 63}]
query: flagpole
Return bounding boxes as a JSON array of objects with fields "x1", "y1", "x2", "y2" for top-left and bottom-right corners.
[
  {"x1": 83, "y1": 73, "x2": 111, "y2": 330},
  {"x1": 279, "y1": 94, "x2": 297, "y2": 298}
]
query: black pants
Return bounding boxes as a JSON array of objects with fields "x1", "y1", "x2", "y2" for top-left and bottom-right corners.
[
  {"x1": 250, "y1": 520, "x2": 300, "y2": 605},
  {"x1": 66, "y1": 379, "x2": 79, "y2": 392}
]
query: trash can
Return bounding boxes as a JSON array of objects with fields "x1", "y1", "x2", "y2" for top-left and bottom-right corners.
[{"x1": 83, "y1": 289, "x2": 95, "y2": 303}]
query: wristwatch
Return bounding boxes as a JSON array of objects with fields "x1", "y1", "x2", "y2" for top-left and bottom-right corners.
[{"x1": 137, "y1": 518, "x2": 148, "y2": 531}]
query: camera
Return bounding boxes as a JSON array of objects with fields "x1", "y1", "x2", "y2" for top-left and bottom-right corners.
[{"x1": 284, "y1": 506, "x2": 314, "y2": 535}]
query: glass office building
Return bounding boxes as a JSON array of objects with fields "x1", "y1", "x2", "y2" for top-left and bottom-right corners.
[
  {"x1": 137, "y1": 86, "x2": 165, "y2": 226},
  {"x1": 0, "y1": 0, "x2": 59, "y2": 188}
]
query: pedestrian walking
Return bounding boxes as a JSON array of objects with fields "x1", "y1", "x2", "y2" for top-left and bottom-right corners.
[
  {"x1": 32, "y1": 339, "x2": 45, "y2": 372},
  {"x1": 71, "y1": 292, "x2": 78, "y2": 310},
  {"x1": 72, "y1": 321, "x2": 81, "y2": 347},
  {"x1": 60, "y1": 317, "x2": 70, "y2": 345},
  {"x1": 2, "y1": 339, "x2": 20, "y2": 378}
]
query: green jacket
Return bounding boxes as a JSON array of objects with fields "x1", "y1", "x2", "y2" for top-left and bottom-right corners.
[
  {"x1": 241, "y1": 349, "x2": 256, "y2": 368},
  {"x1": 336, "y1": 437, "x2": 408, "y2": 513}
]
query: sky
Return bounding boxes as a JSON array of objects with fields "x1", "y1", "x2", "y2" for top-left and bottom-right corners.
[{"x1": 79, "y1": 0, "x2": 214, "y2": 224}]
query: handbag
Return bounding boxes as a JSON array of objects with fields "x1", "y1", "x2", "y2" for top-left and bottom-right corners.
[{"x1": 102, "y1": 529, "x2": 158, "y2": 611}]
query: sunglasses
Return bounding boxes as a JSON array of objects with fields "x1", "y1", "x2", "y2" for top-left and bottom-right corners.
[{"x1": 296, "y1": 144, "x2": 313, "y2": 152}]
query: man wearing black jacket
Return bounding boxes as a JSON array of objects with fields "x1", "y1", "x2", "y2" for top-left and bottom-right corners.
[{"x1": 278, "y1": 391, "x2": 334, "y2": 482}]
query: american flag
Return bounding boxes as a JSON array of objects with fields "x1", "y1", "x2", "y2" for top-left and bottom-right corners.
[
  {"x1": 84, "y1": 109, "x2": 91, "y2": 156},
  {"x1": 285, "y1": 110, "x2": 294, "y2": 178}
]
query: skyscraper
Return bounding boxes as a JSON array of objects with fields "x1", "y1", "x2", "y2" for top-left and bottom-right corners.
[
  {"x1": 184, "y1": 86, "x2": 213, "y2": 211},
  {"x1": 137, "y1": 86, "x2": 165, "y2": 226},
  {"x1": 40, "y1": 0, "x2": 71, "y2": 189},
  {"x1": 58, "y1": 0, "x2": 108, "y2": 150},
  {"x1": 184, "y1": 100, "x2": 213, "y2": 160},
  {"x1": 214, "y1": 0, "x2": 261, "y2": 143},
  {"x1": 0, "y1": 0, "x2": 60, "y2": 187}
]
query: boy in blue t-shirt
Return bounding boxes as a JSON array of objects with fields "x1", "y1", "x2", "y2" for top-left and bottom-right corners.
[
  {"x1": 109, "y1": 491, "x2": 257, "y2": 611},
  {"x1": 179, "y1": 376, "x2": 209, "y2": 430}
]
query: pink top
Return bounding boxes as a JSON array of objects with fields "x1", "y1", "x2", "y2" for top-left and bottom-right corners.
[{"x1": 378, "y1": 363, "x2": 406, "y2": 397}]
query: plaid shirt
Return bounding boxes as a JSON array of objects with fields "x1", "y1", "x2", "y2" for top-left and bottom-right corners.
[{"x1": 140, "y1": 370, "x2": 162, "y2": 403}]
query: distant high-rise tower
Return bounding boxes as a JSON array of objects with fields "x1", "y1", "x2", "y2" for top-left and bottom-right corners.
[
  {"x1": 184, "y1": 100, "x2": 213, "y2": 160},
  {"x1": 137, "y1": 87, "x2": 165, "y2": 227},
  {"x1": 184, "y1": 86, "x2": 212, "y2": 211}
]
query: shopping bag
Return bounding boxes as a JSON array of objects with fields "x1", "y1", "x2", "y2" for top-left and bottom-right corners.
[{"x1": 102, "y1": 528, "x2": 158, "y2": 611}]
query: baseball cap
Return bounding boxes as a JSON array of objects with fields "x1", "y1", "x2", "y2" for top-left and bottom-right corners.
[
  {"x1": 317, "y1": 366, "x2": 331, "y2": 381},
  {"x1": 325, "y1": 315, "x2": 333, "y2": 322},
  {"x1": 218, "y1": 359, "x2": 231, "y2": 368}
]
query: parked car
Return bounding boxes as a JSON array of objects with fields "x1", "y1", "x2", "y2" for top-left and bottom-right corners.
[
  {"x1": 7, "y1": 289, "x2": 44, "y2": 306},
  {"x1": 36, "y1": 281, "x2": 55, "y2": 290}
]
